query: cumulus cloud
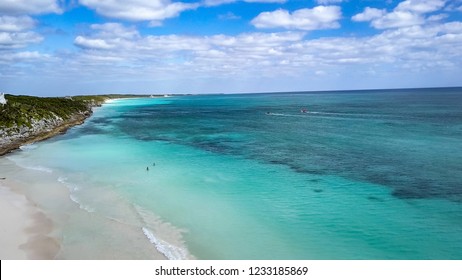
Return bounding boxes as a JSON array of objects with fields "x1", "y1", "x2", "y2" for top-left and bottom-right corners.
[
  {"x1": 396, "y1": 0, "x2": 446, "y2": 13},
  {"x1": 244, "y1": 0, "x2": 286, "y2": 3},
  {"x1": 0, "y1": 31, "x2": 42, "y2": 49},
  {"x1": 74, "y1": 22, "x2": 304, "y2": 56},
  {"x1": 0, "y1": 16, "x2": 42, "y2": 49},
  {"x1": 0, "y1": 2, "x2": 59, "y2": 52},
  {"x1": 0, "y1": 16, "x2": 36, "y2": 32},
  {"x1": 0, "y1": 0, "x2": 61, "y2": 15},
  {"x1": 251, "y1": 6, "x2": 342, "y2": 31},
  {"x1": 0, "y1": 51, "x2": 50, "y2": 61},
  {"x1": 74, "y1": 36, "x2": 114, "y2": 50},
  {"x1": 353, "y1": 0, "x2": 447, "y2": 29},
  {"x1": 79, "y1": 0, "x2": 198, "y2": 23},
  {"x1": 372, "y1": 10, "x2": 425, "y2": 28},
  {"x1": 90, "y1": 23, "x2": 140, "y2": 40},
  {"x1": 352, "y1": 7, "x2": 386, "y2": 22},
  {"x1": 316, "y1": 0, "x2": 344, "y2": 4},
  {"x1": 3, "y1": 16, "x2": 462, "y2": 95},
  {"x1": 73, "y1": 23, "x2": 142, "y2": 52},
  {"x1": 202, "y1": 0, "x2": 286, "y2": 7},
  {"x1": 202, "y1": 0, "x2": 236, "y2": 7},
  {"x1": 67, "y1": 19, "x2": 462, "y2": 84}
]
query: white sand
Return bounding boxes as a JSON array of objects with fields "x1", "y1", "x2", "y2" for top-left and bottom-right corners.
[
  {"x1": 0, "y1": 183, "x2": 32, "y2": 259},
  {"x1": 0, "y1": 181, "x2": 60, "y2": 260}
]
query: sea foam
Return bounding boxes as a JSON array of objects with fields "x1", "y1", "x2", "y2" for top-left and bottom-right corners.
[
  {"x1": 19, "y1": 143, "x2": 38, "y2": 151},
  {"x1": 142, "y1": 227, "x2": 189, "y2": 260},
  {"x1": 134, "y1": 204, "x2": 192, "y2": 260}
]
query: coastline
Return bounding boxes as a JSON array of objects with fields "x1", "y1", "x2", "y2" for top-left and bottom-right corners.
[
  {"x1": 0, "y1": 113, "x2": 90, "y2": 157},
  {"x1": 0, "y1": 99, "x2": 95, "y2": 259},
  {"x1": 0, "y1": 95, "x2": 153, "y2": 156},
  {"x1": 0, "y1": 98, "x2": 97, "y2": 259},
  {"x1": 0, "y1": 98, "x2": 169, "y2": 260}
]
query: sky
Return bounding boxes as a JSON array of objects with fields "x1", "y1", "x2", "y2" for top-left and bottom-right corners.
[{"x1": 1, "y1": 0, "x2": 462, "y2": 96}]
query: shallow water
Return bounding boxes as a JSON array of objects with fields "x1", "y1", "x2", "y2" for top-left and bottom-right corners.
[{"x1": 2, "y1": 88, "x2": 462, "y2": 259}]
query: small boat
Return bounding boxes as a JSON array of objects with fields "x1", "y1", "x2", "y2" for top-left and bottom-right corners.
[{"x1": 300, "y1": 108, "x2": 308, "y2": 113}]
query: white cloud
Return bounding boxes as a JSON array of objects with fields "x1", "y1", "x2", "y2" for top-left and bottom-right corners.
[
  {"x1": 244, "y1": 0, "x2": 286, "y2": 3},
  {"x1": 427, "y1": 13, "x2": 448, "y2": 21},
  {"x1": 0, "y1": 2, "x2": 58, "y2": 52},
  {"x1": 73, "y1": 23, "x2": 304, "y2": 59},
  {"x1": 79, "y1": 0, "x2": 198, "y2": 22},
  {"x1": 0, "y1": 0, "x2": 61, "y2": 15},
  {"x1": 90, "y1": 23, "x2": 140, "y2": 40},
  {"x1": 0, "y1": 51, "x2": 52, "y2": 67},
  {"x1": 251, "y1": 6, "x2": 342, "y2": 31},
  {"x1": 0, "y1": 31, "x2": 42, "y2": 49},
  {"x1": 73, "y1": 23, "x2": 141, "y2": 50},
  {"x1": 0, "y1": 16, "x2": 42, "y2": 50},
  {"x1": 353, "y1": 0, "x2": 448, "y2": 29},
  {"x1": 4, "y1": 8, "x2": 462, "y2": 94},
  {"x1": 0, "y1": 16, "x2": 36, "y2": 32},
  {"x1": 64, "y1": 21, "x2": 459, "y2": 93},
  {"x1": 352, "y1": 7, "x2": 386, "y2": 21},
  {"x1": 316, "y1": 0, "x2": 344, "y2": 4},
  {"x1": 11, "y1": 51, "x2": 50, "y2": 60},
  {"x1": 202, "y1": 0, "x2": 286, "y2": 7},
  {"x1": 74, "y1": 36, "x2": 114, "y2": 50},
  {"x1": 68, "y1": 20, "x2": 462, "y2": 83},
  {"x1": 202, "y1": 0, "x2": 236, "y2": 7},
  {"x1": 372, "y1": 10, "x2": 425, "y2": 28},
  {"x1": 395, "y1": 0, "x2": 446, "y2": 13}
]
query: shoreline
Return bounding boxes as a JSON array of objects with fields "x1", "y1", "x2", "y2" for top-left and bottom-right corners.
[
  {"x1": 0, "y1": 106, "x2": 93, "y2": 156},
  {"x1": 0, "y1": 96, "x2": 154, "y2": 156},
  {"x1": 0, "y1": 113, "x2": 90, "y2": 157},
  {"x1": 0, "y1": 99, "x2": 96, "y2": 259},
  {"x1": 0, "y1": 98, "x2": 170, "y2": 260},
  {"x1": 0, "y1": 98, "x2": 98, "y2": 259}
]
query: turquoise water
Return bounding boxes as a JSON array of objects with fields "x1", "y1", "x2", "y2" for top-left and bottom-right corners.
[{"x1": 3, "y1": 88, "x2": 462, "y2": 259}]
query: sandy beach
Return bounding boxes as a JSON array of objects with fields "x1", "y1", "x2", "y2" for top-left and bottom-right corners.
[
  {"x1": 0, "y1": 154, "x2": 169, "y2": 260},
  {"x1": 0, "y1": 180, "x2": 60, "y2": 259}
]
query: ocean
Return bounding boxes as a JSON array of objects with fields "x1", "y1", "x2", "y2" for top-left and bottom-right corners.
[{"x1": 2, "y1": 88, "x2": 462, "y2": 259}]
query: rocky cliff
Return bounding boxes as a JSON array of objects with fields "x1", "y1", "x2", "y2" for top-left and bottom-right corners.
[{"x1": 0, "y1": 94, "x2": 107, "y2": 156}]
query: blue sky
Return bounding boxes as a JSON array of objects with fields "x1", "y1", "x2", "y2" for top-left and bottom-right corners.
[{"x1": 1, "y1": 0, "x2": 462, "y2": 96}]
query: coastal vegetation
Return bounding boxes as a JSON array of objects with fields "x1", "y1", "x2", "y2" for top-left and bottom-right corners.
[
  {"x1": 1, "y1": 95, "x2": 88, "y2": 128},
  {"x1": 0, "y1": 94, "x2": 143, "y2": 128},
  {"x1": 0, "y1": 93, "x2": 148, "y2": 155}
]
